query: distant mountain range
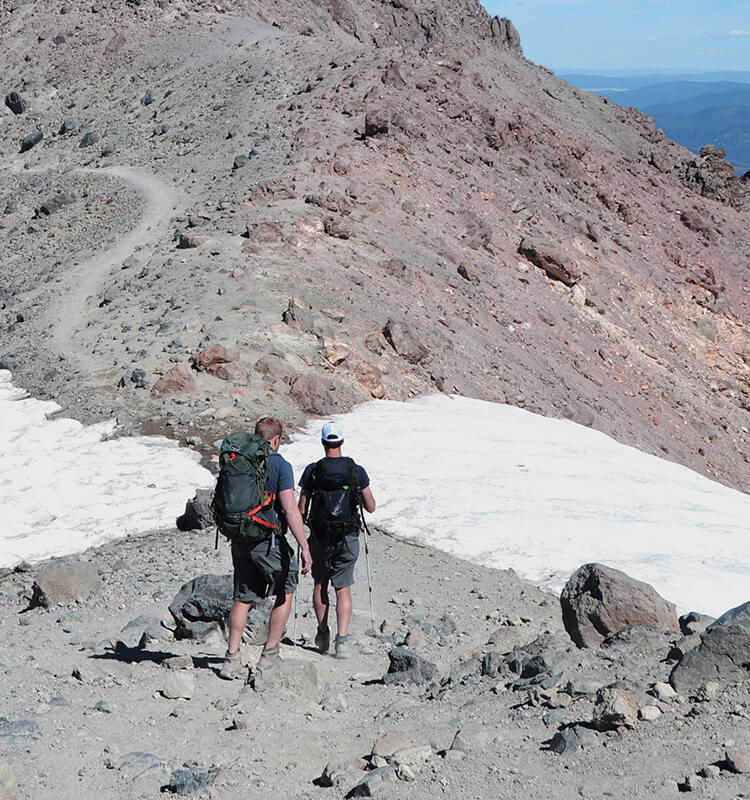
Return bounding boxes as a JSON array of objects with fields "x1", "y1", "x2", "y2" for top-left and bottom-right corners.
[{"x1": 560, "y1": 72, "x2": 750, "y2": 175}]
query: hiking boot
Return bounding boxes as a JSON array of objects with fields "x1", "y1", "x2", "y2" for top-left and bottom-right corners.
[
  {"x1": 335, "y1": 634, "x2": 351, "y2": 660},
  {"x1": 218, "y1": 649, "x2": 244, "y2": 680},
  {"x1": 314, "y1": 626, "x2": 331, "y2": 654},
  {"x1": 257, "y1": 642, "x2": 280, "y2": 669}
]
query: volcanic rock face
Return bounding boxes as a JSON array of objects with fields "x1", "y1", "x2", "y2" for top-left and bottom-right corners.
[{"x1": 0, "y1": 0, "x2": 748, "y2": 494}]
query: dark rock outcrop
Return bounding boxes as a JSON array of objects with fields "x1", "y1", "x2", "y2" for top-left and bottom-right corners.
[{"x1": 670, "y1": 601, "x2": 750, "y2": 695}]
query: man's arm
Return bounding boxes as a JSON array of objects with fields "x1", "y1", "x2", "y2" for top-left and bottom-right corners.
[
  {"x1": 361, "y1": 486, "x2": 376, "y2": 514},
  {"x1": 279, "y1": 488, "x2": 312, "y2": 574},
  {"x1": 298, "y1": 489, "x2": 310, "y2": 519}
]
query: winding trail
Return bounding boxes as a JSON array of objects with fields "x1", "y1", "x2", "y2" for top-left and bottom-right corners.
[{"x1": 48, "y1": 166, "x2": 179, "y2": 359}]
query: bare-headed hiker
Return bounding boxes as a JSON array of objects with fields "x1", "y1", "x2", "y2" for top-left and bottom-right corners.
[
  {"x1": 214, "y1": 416, "x2": 312, "y2": 678},
  {"x1": 298, "y1": 422, "x2": 376, "y2": 659}
]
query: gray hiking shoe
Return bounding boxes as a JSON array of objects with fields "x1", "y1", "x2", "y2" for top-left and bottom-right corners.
[
  {"x1": 257, "y1": 642, "x2": 280, "y2": 669},
  {"x1": 335, "y1": 634, "x2": 351, "y2": 660},
  {"x1": 218, "y1": 649, "x2": 244, "y2": 680},
  {"x1": 314, "y1": 626, "x2": 331, "y2": 654}
]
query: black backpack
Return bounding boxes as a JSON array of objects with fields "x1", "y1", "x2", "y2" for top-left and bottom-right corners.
[
  {"x1": 307, "y1": 457, "x2": 361, "y2": 540},
  {"x1": 213, "y1": 433, "x2": 278, "y2": 545}
]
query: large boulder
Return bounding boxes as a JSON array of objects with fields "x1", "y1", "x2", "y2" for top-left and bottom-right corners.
[
  {"x1": 560, "y1": 563, "x2": 679, "y2": 648},
  {"x1": 670, "y1": 601, "x2": 750, "y2": 696},
  {"x1": 168, "y1": 574, "x2": 272, "y2": 643},
  {"x1": 31, "y1": 560, "x2": 101, "y2": 607}
]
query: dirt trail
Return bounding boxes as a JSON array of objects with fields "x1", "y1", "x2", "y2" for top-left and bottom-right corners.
[{"x1": 47, "y1": 166, "x2": 179, "y2": 361}]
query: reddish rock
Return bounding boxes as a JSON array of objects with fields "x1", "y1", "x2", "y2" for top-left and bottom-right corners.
[
  {"x1": 290, "y1": 374, "x2": 337, "y2": 415},
  {"x1": 177, "y1": 231, "x2": 207, "y2": 249},
  {"x1": 253, "y1": 354, "x2": 297, "y2": 385},
  {"x1": 382, "y1": 319, "x2": 428, "y2": 364},
  {"x1": 191, "y1": 344, "x2": 238, "y2": 374},
  {"x1": 152, "y1": 365, "x2": 196, "y2": 395},
  {"x1": 518, "y1": 237, "x2": 581, "y2": 285},
  {"x1": 214, "y1": 361, "x2": 252, "y2": 385}
]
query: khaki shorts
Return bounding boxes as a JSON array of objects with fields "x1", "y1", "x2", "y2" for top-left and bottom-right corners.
[
  {"x1": 309, "y1": 532, "x2": 360, "y2": 589},
  {"x1": 231, "y1": 535, "x2": 298, "y2": 602}
]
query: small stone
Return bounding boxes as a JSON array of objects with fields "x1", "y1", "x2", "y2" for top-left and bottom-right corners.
[
  {"x1": 638, "y1": 705, "x2": 662, "y2": 722},
  {"x1": 653, "y1": 681, "x2": 678, "y2": 702},
  {"x1": 698, "y1": 764, "x2": 721, "y2": 779},
  {"x1": 79, "y1": 131, "x2": 99, "y2": 148},
  {"x1": 20, "y1": 131, "x2": 43, "y2": 152},
  {"x1": 161, "y1": 671, "x2": 194, "y2": 700},
  {"x1": 726, "y1": 745, "x2": 750, "y2": 774}
]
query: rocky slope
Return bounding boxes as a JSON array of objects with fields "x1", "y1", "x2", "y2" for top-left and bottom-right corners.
[
  {"x1": 0, "y1": 527, "x2": 749, "y2": 800},
  {"x1": 0, "y1": 0, "x2": 748, "y2": 491}
]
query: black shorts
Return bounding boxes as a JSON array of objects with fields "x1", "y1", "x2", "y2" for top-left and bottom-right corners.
[
  {"x1": 231, "y1": 535, "x2": 298, "y2": 602},
  {"x1": 309, "y1": 532, "x2": 360, "y2": 589}
]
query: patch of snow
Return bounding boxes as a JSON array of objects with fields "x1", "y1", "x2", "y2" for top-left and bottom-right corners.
[
  {"x1": 284, "y1": 394, "x2": 750, "y2": 617},
  {"x1": 0, "y1": 370, "x2": 213, "y2": 568}
]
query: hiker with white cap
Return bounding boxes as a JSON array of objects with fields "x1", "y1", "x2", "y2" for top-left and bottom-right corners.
[{"x1": 298, "y1": 421, "x2": 376, "y2": 659}]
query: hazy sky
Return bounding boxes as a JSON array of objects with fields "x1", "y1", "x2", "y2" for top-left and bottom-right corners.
[{"x1": 482, "y1": 1, "x2": 750, "y2": 72}]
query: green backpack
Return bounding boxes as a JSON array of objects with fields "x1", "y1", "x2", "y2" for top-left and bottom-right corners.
[{"x1": 213, "y1": 433, "x2": 278, "y2": 545}]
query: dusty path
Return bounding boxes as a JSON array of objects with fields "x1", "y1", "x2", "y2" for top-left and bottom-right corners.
[{"x1": 47, "y1": 166, "x2": 180, "y2": 361}]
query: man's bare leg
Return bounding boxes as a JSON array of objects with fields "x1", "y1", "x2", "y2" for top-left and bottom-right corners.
[
  {"x1": 265, "y1": 592, "x2": 294, "y2": 650},
  {"x1": 312, "y1": 580, "x2": 332, "y2": 652},
  {"x1": 335, "y1": 586, "x2": 353, "y2": 637},
  {"x1": 227, "y1": 600, "x2": 252, "y2": 653}
]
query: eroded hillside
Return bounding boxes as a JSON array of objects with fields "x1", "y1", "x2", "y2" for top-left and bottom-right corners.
[{"x1": 0, "y1": 0, "x2": 748, "y2": 490}]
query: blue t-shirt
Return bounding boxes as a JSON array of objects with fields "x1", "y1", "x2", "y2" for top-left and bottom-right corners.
[{"x1": 267, "y1": 451, "x2": 294, "y2": 530}]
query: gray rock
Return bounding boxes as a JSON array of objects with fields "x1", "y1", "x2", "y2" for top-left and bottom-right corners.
[
  {"x1": 450, "y1": 722, "x2": 488, "y2": 754},
  {"x1": 4, "y1": 91, "x2": 26, "y2": 114},
  {"x1": 164, "y1": 765, "x2": 218, "y2": 796},
  {"x1": 383, "y1": 647, "x2": 436, "y2": 686},
  {"x1": 141, "y1": 89, "x2": 154, "y2": 105},
  {"x1": 249, "y1": 659, "x2": 317, "y2": 695},
  {"x1": 680, "y1": 611, "x2": 715, "y2": 636},
  {"x1": 592, "y1": 683, "x2": 639, "y2": 731},
  {"x1": 505, "y1": 633, "x2": 567, "y2": 683},
  {"x1": 59, "y1": 119, "x2": 77, "y2": 134},
  {"x1": 547, "y1": 725, "x2": 600, "y2": 755},
  {"x1": 560, "y1": 563, "x2": 679, "y2": 648},
  {"x1": 20, "y1": 131, "x2": 43, "y2": 153},
  {"x1": 37, "y1": 192, "x2": 75, "y2": 216},
  {"x1": 232, "y1": 154, "x2": 249, "y2": 170},
  {"x1": 31, "y1": 560, "x2": 101, "y2": 607},
  {"x1": 79, "y1": 131, "x2": 99, "y2": 148},
  {"x1": 0, "y1": 762, "x2": 16, "y2": 800},
  {"x1": 345, "y1": 766, "x2": 398, "y2": 798},
  {"x1": 0, "y1": 718, "x2": 40, "y2": 741},
  {"x1": 176, "y1": 489, "x2": 215, "y2": 531},
  {"x1": 169, "y1": 573, "x2": 273, "y2": 644},
  {"x1": 162, "y1": 671, "x2": 195, "y2": 700},
  {"x1": 116, "y1": 752, "x2": 167, "y2": 782},
  {"x1": 382, "y1": 319, "x2": 428, "y2": 364},
  {"x1": 670, "y1": 601, "x2": 750, "y2": 695},
  {"x1": 117, "y1": 614, "x2": 163, "y2": 650}
]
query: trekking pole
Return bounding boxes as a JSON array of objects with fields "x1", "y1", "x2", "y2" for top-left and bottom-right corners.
[
  {"x1": 292, "y1": 543, "x2": 301, "y2": 646},
  {"x1": 360, "y1": 505, "x2": 376, "y2": 632}
]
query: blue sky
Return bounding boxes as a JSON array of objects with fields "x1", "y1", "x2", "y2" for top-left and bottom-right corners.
[{"x1": 482, "y1": 1, "x2": 750, "y2": 72}]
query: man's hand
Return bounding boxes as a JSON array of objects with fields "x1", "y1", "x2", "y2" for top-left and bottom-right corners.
[{"x1": 299, "y1": 546, "x2": 313, "y2": 575}]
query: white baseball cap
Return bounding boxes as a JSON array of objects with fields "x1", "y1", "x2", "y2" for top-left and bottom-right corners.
[{"x1": 321, "y1": 421, "x2": 344, "y2": 444}]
